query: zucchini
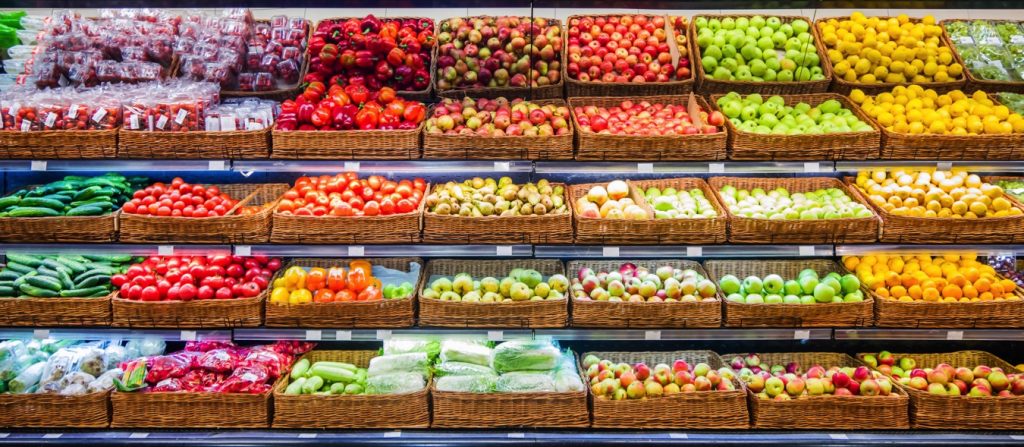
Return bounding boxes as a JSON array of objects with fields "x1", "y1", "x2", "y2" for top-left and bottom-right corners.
[
  {"x1": 66, "y1": 204, "x2": 108, "y2": 216},
  {"x1": 59, "y1": 286, "x2": 108, "y2": 297},
  {"x1": 19, "y1": 283, "x2": 58, "y2": 297},
  {"x1": 55, "y1": 256, "x2": 88, "y2": 274},
  {"x1": 301, "y1": 376, "x2": 324, "y2": 394},
  {"x1": 6, "y1": 253, "x2": 41, "y2": 268},
  {"x1": 0, "y1": 286, "x2": 14, "y2": 297},
  {"x1": 17, "y1": 197, "x2": 66, "y2": 211},
  {"x1": 7, "y1": 207, "x2": 60, "y2": 217},
  {"x1": 25, "y1": 275, "x2": 62, "y2": 292},
  {"x1": 284, "y1": 377, "x2": 306, "y2": 395},
  {"x1": 309, "y1": 364, "x2": 356, "y2": 383},
  {"x1": 4, "y1": 262, "x2": 34, "y2": 274},
  {"x1": 290, "y1": 358, "x2": 310, "y2": 379},
  {"x1": 0, "y1": 196, "x2": 20, "y2": 209},
  {"x1": 75, "y1": 275, "x2": 110, "y2": 289}
]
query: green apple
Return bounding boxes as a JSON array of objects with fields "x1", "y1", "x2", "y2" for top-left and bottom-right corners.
[
  {"x1": 783, "y1": 294, "x2": 802, "y2": 304},
  {"x1": 800, "y1": 295, "x2": 816, "y2": 305},
  {"x1": 745, "y1": 293, "x2": 764, "y2": 304},
  {"x1": 720, "y1": 274, "x2": 742, "y2": 294},
  {"x1": 765, "y1": 294, "x2": 784, "y2": 304},
  {"x1": 742, "y1": 276, "x2": 763, "y2": 294},
  {"x1": 813, "y1": 283, "x2": 835, "y2": 303},
  {"x1": 840, "y1": 274, "x2": 861, "y2": 294}
]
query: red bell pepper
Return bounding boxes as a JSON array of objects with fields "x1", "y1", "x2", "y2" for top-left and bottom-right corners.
[
  {"x1": 403, "y1": 102, "x2": 426, "y2": 123},
  {"x1": 297, "y1": 103, "x2": 315, "y2": 123},
  {"x1": 375, "y1": 60, "x2": 394, "y2": 80},
  {"x1": 311, "y1": 105, "x2": 331, "y2": 127},
  {"x1": 339, "y1": 50, "x2": 357, "y2": 69},
  {"x1": 355, "y1": 107, "x2": 380, "y2": 129},
  {"x1": 387, "y1": 47, "x2": 406, "y2": 66},
  {"x1": 280, "y1": 100, "x2": 297, "y2": 115},
  {"x1": 412, "y1": 69, "x2": 430, "y2": 90},
  {"x1": 355, "y1": 50, "x2": 374, "y2": 68},
  {"x1": 361, "y1": 15, "x2": 382, "y2": 34},
  {"x1": 377, "y1": 87, "x2": 397, "y2": 105},
  {"x1": 319, "y1": 43, "x2": 339, "y2": 67},
  {"x1": 345, "y1": 84, "x2": 370, "y2": 104},
  {"x1": 276, "y1": 112, "x2": 298, "y2": 131}
]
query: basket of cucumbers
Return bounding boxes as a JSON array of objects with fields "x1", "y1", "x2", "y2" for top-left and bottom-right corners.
[
  {"x1": 0, "y1": 173, "x2": 148, "y2": 242},
  {"x1": 0, "y1": 253, "x2": 137, "y2": 326}
]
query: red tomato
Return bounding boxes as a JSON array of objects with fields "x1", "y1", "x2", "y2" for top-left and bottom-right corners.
[
  {"x1": 197, "y1": 285, "x2": 214, "y2": 300},
  {"x1": 215, "y1": 287, "x2": 233, "y2": 299},
  {"x1": 122, "y1": 202, "x2": 137, "y2": 213},
  {"x1": 380, "y1": 198, "x2": 396, "y2": 215},
  {"x1": 364, "y1": 200, "x2": 381, "y2": 216},
  {"x1": 178, "y1": 283, "x2": 196, "y2": 301},
  {"x1": 397, "y1": 199, "x2": 415, "y2": 213},
  {"x1": 140, "y1": 286, "x2": 160, "y2": 301}
]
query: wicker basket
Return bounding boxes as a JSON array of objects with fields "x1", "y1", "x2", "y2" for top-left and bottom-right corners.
[
  {"x1": 264, "y1": 257, "x2": 422, "y2": 328},
  {"x1": 119, "y1": 183, "x2": 286, "y2": 244},
  {"x1": 117, "y1": 129, "x2": 269, "y2": 159},
  {"x1": 111, "y1": 380, "x2": 279, "y2": 428},
  {"x1": 271, "y1": 119, "x2": 424, "y2": 160},
  {"x1": 866, "y1": 350, "x2": 1024, "y2": 429},
  {"x1": 709, "y1": 176, "x2": 880, "y2": 244},
  {"x1": 584, "y1": 350, "x2": 748, "y2": 429},
  {"x1": 434, "y1": 16, "x2": 564, "y2": 101},
  {"x1": 567, "y1": 259, "x2": 721, "y2": 328},
  {"x1": 216, "y1": 18, "x2": 311, "y2": 102},
  {"x1": 0, "y1": 211, "x2": 118, "y2": 243},
  {"x1": 271, "y1": 183, "x2": 426, "y2": 244},
  {"x1": 692, "y1": 15, "x2": 832, "y2": 95},
  {"x1": 431, "y1": 351, "x2": 588, "y2": 428},
  {"x1": 704, "y1": 259, "x2": 873, "y2": 327},
  {"x1": 273, "y1": 350, "x2": 431, "y2": 428},
  {"x1": 422, "y1": 181, "x2": 572, "y2": 245},
  {"x1": 111, "y1": 291, "x2": 265, "y2": 328},
  {"x1": 730, "y1": 352, "x2": 910, "y2": 429},
  {"x1": 0, "y1": 129, "x2": 117, "y2": 159},
  {"x1": 418, "y1": 259, "x2": 567, "y2": 328},
  {"x1": 0, "y1": 293, "x2": 112, "y2": 327},
  {"x1": 818, "y1": 16, "x2": 967, "y2": 96},
  {"x1": 422, "y1": 99, "x2": 573, "y2": 160},
  {"x1": 564, "y1": 14, "x2": 694, "y2": 97},
  {"x1": 876, "y1": 100, "x2": 1024, "y2": 160},
  {"x1": 941, "y1": 19, "x2": 1024, "y2": 94},
  {"x1": 845, "y1": 176, "x2": 1024, "y2": 244},
  {"x1": 708, "y1": 93, "x2": 881, "y2": 160},
  {"x1": 0, "y1": 391, "x2": 110, "y2": 428},
  {"x1": 570, "y1": 95, "x2": 727, "y2": 161}
]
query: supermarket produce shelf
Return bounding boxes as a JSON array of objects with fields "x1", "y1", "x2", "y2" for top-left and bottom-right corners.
[
  {"x1": 233, "y1": 328, "x2": 535, "y2": 341},
  {"x1": 534, "y1": 161, "x2": 830, "y2": 175},
  {"x1": 835, "y1": 160, "x2": 1024, "y2": 174},
  {"x1": 231, "y1": 159, "x2": 534, "y2": 174},
  {"x1": 0, "y1": 430, "x2": 1022, "y2": 446},
  {"x1": 3, "y1": 160, "x2": 231, "y2": 172},
  {"x1": 534, "y1": 245, "x2": 835, "y2": 258},
  {"x1": 231, "y1": 328, "x2": 831, "y2": 341},
  {"x1": 835, "y1": 329, "x2": 1024, "y2": 341},
  {"x1": 236, "y1": 244, "x2": 534, "y2": 257},
  {"x1": 0, "y1": 244, "x2": 232, "y2": 256},
  {"x1": 835, "y1": 244, "x2": 1024, "y2": 256},
  {"x1": 0, "y1": 329, "x2": 231, "y2": 341}
]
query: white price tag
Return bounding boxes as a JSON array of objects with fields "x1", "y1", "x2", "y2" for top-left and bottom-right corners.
[
  {"x1": 507, "y1": 433, "x2": 525, "y2": 439},
  {"x1": 42, "y1": 434, "x2": 62, "y2": 439},
  {"x1": 496, "y1": 246, "x2": 513, "y2": 256},
  {"x1": 799, "y1": 246, "x2": 816, "y2": 256},
  {"x1": 793, "y1": 330, "x2": 811, "y2": 340},
  {"x1": 344, "y1": 161, "x2": 360, "y2": 171},
  {"x1": 67, "y1": 104, "x2": 80, "y2": 119},
  {"x1": 175, "y1": 108, "x2": 188, "y2": 125},
  {"x1": 487, "y1": 330, "x2": 504, "y2": 341},
  {"x1": 32, "y1": 329, "x2": 49, "y2": 339},
  {"x1": 297, "y1": 433, "x2": 317, "y2": 439},
  {"x1": 946, "y1": 330, "x2": 964, "y2": 340},
  {"x1": 129, "y1": 433, "x2": 149, "y2": 439},
  {"x1": 937, "y1": 161, "x2": 953, "y2": 171},
  {"x1": 305, "y1": 330, "x2": 323, "y2": 341},
  {"x1": 803, "y1": 162, "x2": 820, "y2": 173},
  {"x1": 20, "y1": 119, "x2": 31, "y2": 132},
  {"x1": 180, "y1": 330, "x2": 197, "y2": 341},
  {"x1": 8, "y1": 102, "x2": 20, "y2": 118},
  {"x1": 129, "y1": 114, "x2": 140, "y2": 130},
  {"x1": 347, "y1": 246, "x2": 365, "y2": 257},
  {"x1": 0, "y1": 433, "x2": 8, "y2": 438},
  {"x1": 686, "y1": 246, "x2": 703, "y2": 257},
  {"x1": 235, "y1": 245, "x2": 252, "y2": 256},
  {"x1": 1011, "y1": 435, "x2": 1024, "y2": 441},
  {"x1": 205, "y1": 117, "x2": 219, "y2": 131},
  {"x1": 208, "y1": 160, "x2": 226, "y2": 171},
  {"x1": 383, "y1": 431, "x2": 401, "y2": 438},
  {"x1": 43, "y1": 112, "x2": 56, "y2": 128},
  {"x1": 376, "y1": 329, "x2": 392, "y2": 340},
  {"x1": 219, "y1": 116, "x2": 237, "y2": 132},
  {"x1": 602, "y1": 246, "x2": 620, "y2": 257},
  {"x1": 708, "y1": 163, "x2": 725, "y2": 174},
  {"x1": 494, "y1": 161, "x2": 511, "y2": 172},
  {"x1": 637, "y1": 163, "x2": 654, "y2": 174},
  {"x1": 91, "y1": 108, "x2": 107, "y2": 123},
  {"x1": 30, "y1": 160, "x2": 46, "y2": 171},
  {"x1": 158, "y1": 245, "x2": 174, "y2": 255},
  {"x1": 668, "y1": 433, "x2": 688, "y2": 439},
  {"x1": 335, "y1": 330, "x2": 353, "y2": 341},
  {"x1": 829, "y1": 434, "x2": 848, "y2": 440},
  {"x1": 644, "y1": 330, "x2": 662, "y2": 340},
  {"x1": 155, "y1": 115, "x2": 168, "y2": 130}
]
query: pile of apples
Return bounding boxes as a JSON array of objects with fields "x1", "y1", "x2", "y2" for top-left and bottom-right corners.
[
  {"x1": 695, "y1": 15, "x2": 825, "y2": 82},
  {"x1": 421, "y1": 268, "x2": 569, "y2": 303},
  {"x1": 860, "y1": 351, "x2": 1024, "y2": 397},
  {"x1": 716, "y1": 93, "x2": 874, "y2": 135},
  {"x1": 566, "y1": 15, "x2": 690, "y2": 83},
  {"x1": 571, "y1": 262, "x2": 719, "y2": 303},
  {"x1": 425, "y1": 177, "x2": 567, "y2": 217},
  {"x1": 576, "y1": 180, "x2": 648, "y2": 220},
  {"x1": 583, "y1": 354, "x2": 736, "y2": 401},
  {"x1": 573, "y1": 99, "x2": 724, "y2": 136},
  {"x1": 718, "y1": 185, "x2": 874, "y2": 220},
  {"x1": 731, "y1": 353, "x2": 898, "y2": 400},
  {"x1": 436, "y1": 16, "x2": 562, "y2": 90},
  {"x1": 719, "y1": 269, "x2": 864, "y2": 305},
  {"x1": 644, "y1": 186, "x2": 719, "y2": 219},
  {"x1": 424, "y1": 97, "x2": 571, "y2": 137}
]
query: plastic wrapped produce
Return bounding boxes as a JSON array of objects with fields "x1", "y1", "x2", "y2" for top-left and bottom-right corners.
[
  {"x1": 435, "y1": 374, "x2": 496, "y2": 393},
  {"x1": 87, "y1": 368, "x2": 123, "y2": 393},
  {"x1": 440, "y1": 340, "x2": 493, "y2": 367},
  {"x1": 9, "y1": 361, "x2": 45, "y2": 393},
  {"x1": 76, "y1": 346, "x2": 106, "y2": 377},
  {"x1": 365, "y1": 371, "x2": 425, "y2": 395},
  {"x1": 434, "y1": 361, "x2": 497, "y2": 377},
  {"x1": 491, "y1": 340, "x2": 561, "y2": 373},
  {"x1": 367, "y1": 352, "x2": 429, "y2": 378},
  {"x1": 552, "y1": 352, "x2": 585, "y2": 392},
  {"x1": 383, "y1": 336, "x2": 441, "y2": 361},
  {"x1": 495, "y1": 372, "x2": 557, "y2": 393},
  {"x1": 125, "y1": 337, "x2": 166, "y2": 359},
  {"x1": 103, "y1": 344, "x2": 127, "y2": 371}
]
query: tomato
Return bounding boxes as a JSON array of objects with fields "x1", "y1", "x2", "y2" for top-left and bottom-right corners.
[
  {"x1": 348, "y1": 196, "x2": 365, "y2": 210},
  {"x1": 122, "y1": 201, "x2": 137, "y2": 213},
  {"x1": 336, "y1": 289, "x2": 355, "y2": 302},
  {"x1": 215, "y1": 287, "x2": 234, "y2": 299},
  {"x1": 396, "y1": 198, "x2": 415, "y2": 214},
  {"x1": 413, "y1": 178, "x2": 427, "y2": 191},
  {"x1": 395, "y1": 184, "x2": 412, "y2": 198},
  {"x1": 380, "y1": 198, "x2": 396, "y2": 215},
  {"x1": 177, "y1": 283, "x2": 196, "y2": 301},
  {"x1": 313, "y1": 289, "x2": 335, "y2": 303},
  {"x1": 363, "y1": 200, "x2": 381, "y2": 216},
  {"x1": 140, "y1": 286, "x2": 160, "y2": 301},
  {"x1": 128, "y1": 284, "x2": 143, "y2": 300}
]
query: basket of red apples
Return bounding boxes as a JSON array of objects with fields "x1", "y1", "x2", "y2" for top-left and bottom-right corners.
[
  {"x1": 305, "y1": 15, "x2": 434, "y2": 102},
  {"x1": 434, "y1": 16, "x2": 564, "y2": 100},
  {"x1": 729, "y1": 352, "x2": 910, "y2": 429},
  {"x1": 118, "y1": 178, "x2": 288, "y2": 244},
  {"x1": 567, "y1": 260, "x2": 722, "y2": 328},
  {"x1": 565, "y1": 15, "x2": 694, "y2": 97},
  {"x1": 859, "y1": 350, "x2": 1024, "y2": 429},
  {"x1": 422, "y1": 97, "x2": 573, "y2": 160},
  {"x1": 271, "y1": 84, "x2": 428, "y2": 159},
  {"x1": 111, "y1": 255, "x2": 282, "y2": 328},
  {"x1": 569, "y1": 95, "x2": 727, "y2": 161},
  {"x1": 581, "y1": 351, "x2": 749, "y2": 429}
]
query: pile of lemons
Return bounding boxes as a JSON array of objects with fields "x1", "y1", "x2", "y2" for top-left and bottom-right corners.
[
  {"x1": 843, "y1": 254, "x2": 1020, "y2": 303},
  {"x1": 818, "y1": 13, "x2": 963, "y2": 84},
  {"x1": 854, "y1": 169, "x2": 1022, "y2": 219},
  {"x1": 849, "y1": 86, "x2": 1024, "y2": 135}
]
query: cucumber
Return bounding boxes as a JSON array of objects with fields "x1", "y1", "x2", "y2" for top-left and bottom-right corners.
[
  {"x1": 59, "y1": 286, "x2": 108, "y2": 297},
  {"x1": 87, "y1": 289, "x2": 109, "y2": 297},
  {"x1": 18, "y1": 198, "x2": 66, "y2": 211},
  {"x1": 66, "y1": 204, "x2": 108, "y2": 216},
  {"x1": 301, "y1": 376, "x2": 324, "y2": 394},
  {"x1": 7, "y1": 207, "x2": 60, "y2": 217},
  {"x1": 0, "y1": 270, "x2": 21, "y2": 281},
  {"x1": 75, "y1": 275, "x2": 110, "y2": 289},
  {"x1": 40, "y1": 193, "x2": 73, "y2": 203},
  {"x1": 81, "y1": 254, "x2": 133, "y2": 263},
  {"x1": 284, "y1": 377, "x2": 306, "y2": 395},
  {"x1": 35, "y1": 266, "x2": 61, "y2": 278},
  {"x1": 4, "y1": 262, "x2": 34, "y2": 274},
  {"x1": 19, "y1": 283, "x2": 57, "y2": 297},
  {"x1": 55, "y1": 269, "x2": 75, "y2": 290},
  {"x1": 54, "y1": 257, "x2": 88, "y2": 274},
  {"x1": 26, "y1": 276, "x2": 62, "y2": 292},
  {"x1": 74, "y1": 267, "x2": 118, "y2": 281},
  {"x1": 6, "y1": 254, "x2": 41, "y2": 268},
  {"x1": 290, "y1": 358, "x2": 310, "y2": 379},
  {"x1": 0, "y1": 280, "x2": 13, "y2": 287},
  {"x1": 0, "y1": 286, "x2": 14, "y2": 297},
  {"x1": 13, "y1": 271, "x2": 37, "y2": 287},
  {"x1": 41, "y1": 259, "x2": 71, "y2": 274},
  {"x1": 0, "y1": 196, "x2": 20, "y2": 209},
  {"x1": 69, "y1": 198, "x2": 114, "y2": 208}
]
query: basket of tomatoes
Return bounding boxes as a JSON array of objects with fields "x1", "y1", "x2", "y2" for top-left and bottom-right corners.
[{"x1": 271, "y1": 173, "x2": 427, "y2": 244}]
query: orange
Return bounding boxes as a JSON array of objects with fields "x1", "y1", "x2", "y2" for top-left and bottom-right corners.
[
  {"x1": 885, "y1": 271, "x2": 901, "y2": 287},
  {"x1": 901, "y1": 274, "x2": 919, "y2": 287},
  {"x1": 941, "y1": 284, "x2": 963, "y2": 299},
  {"x1": 922, "y1": 287, "x2": 941, "y2": 301},
  {"x1": 1000, "y1": 279, "x2": 1017, "y2": 294},
  {"x1": 924, "y1": 264, "x2": 942, "y2": 277},
  {"x1": 962, "y1": 284, "x2": 978, "y2": 299},
  {"x1": 908, "y1": 285, "x2": 923, "y2": 300},
  {"x1": 979, "y1": 291, "x2": 994, "y2": 301},
  {"x1": 921, "y1": 279, "x2": 937, "y2": 291},
  {"x1": 963, "y1": 267, "x2": 980, "y2": 283},
  {"x1": 974, "y1": 277, "x2": 991, "y2": 293},
  {"x1": 991, "y1": 283, "x2": 1005, "y2": 296},
  {"x1": 948, "y1": 273, "x2": 967, "y2": 288},
  {"x1": 875, "y1": 287, "x2": 891, "y2": 299},
  {"x1": 891, "y1": 285, "x2": 908, "y2": 298}
]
